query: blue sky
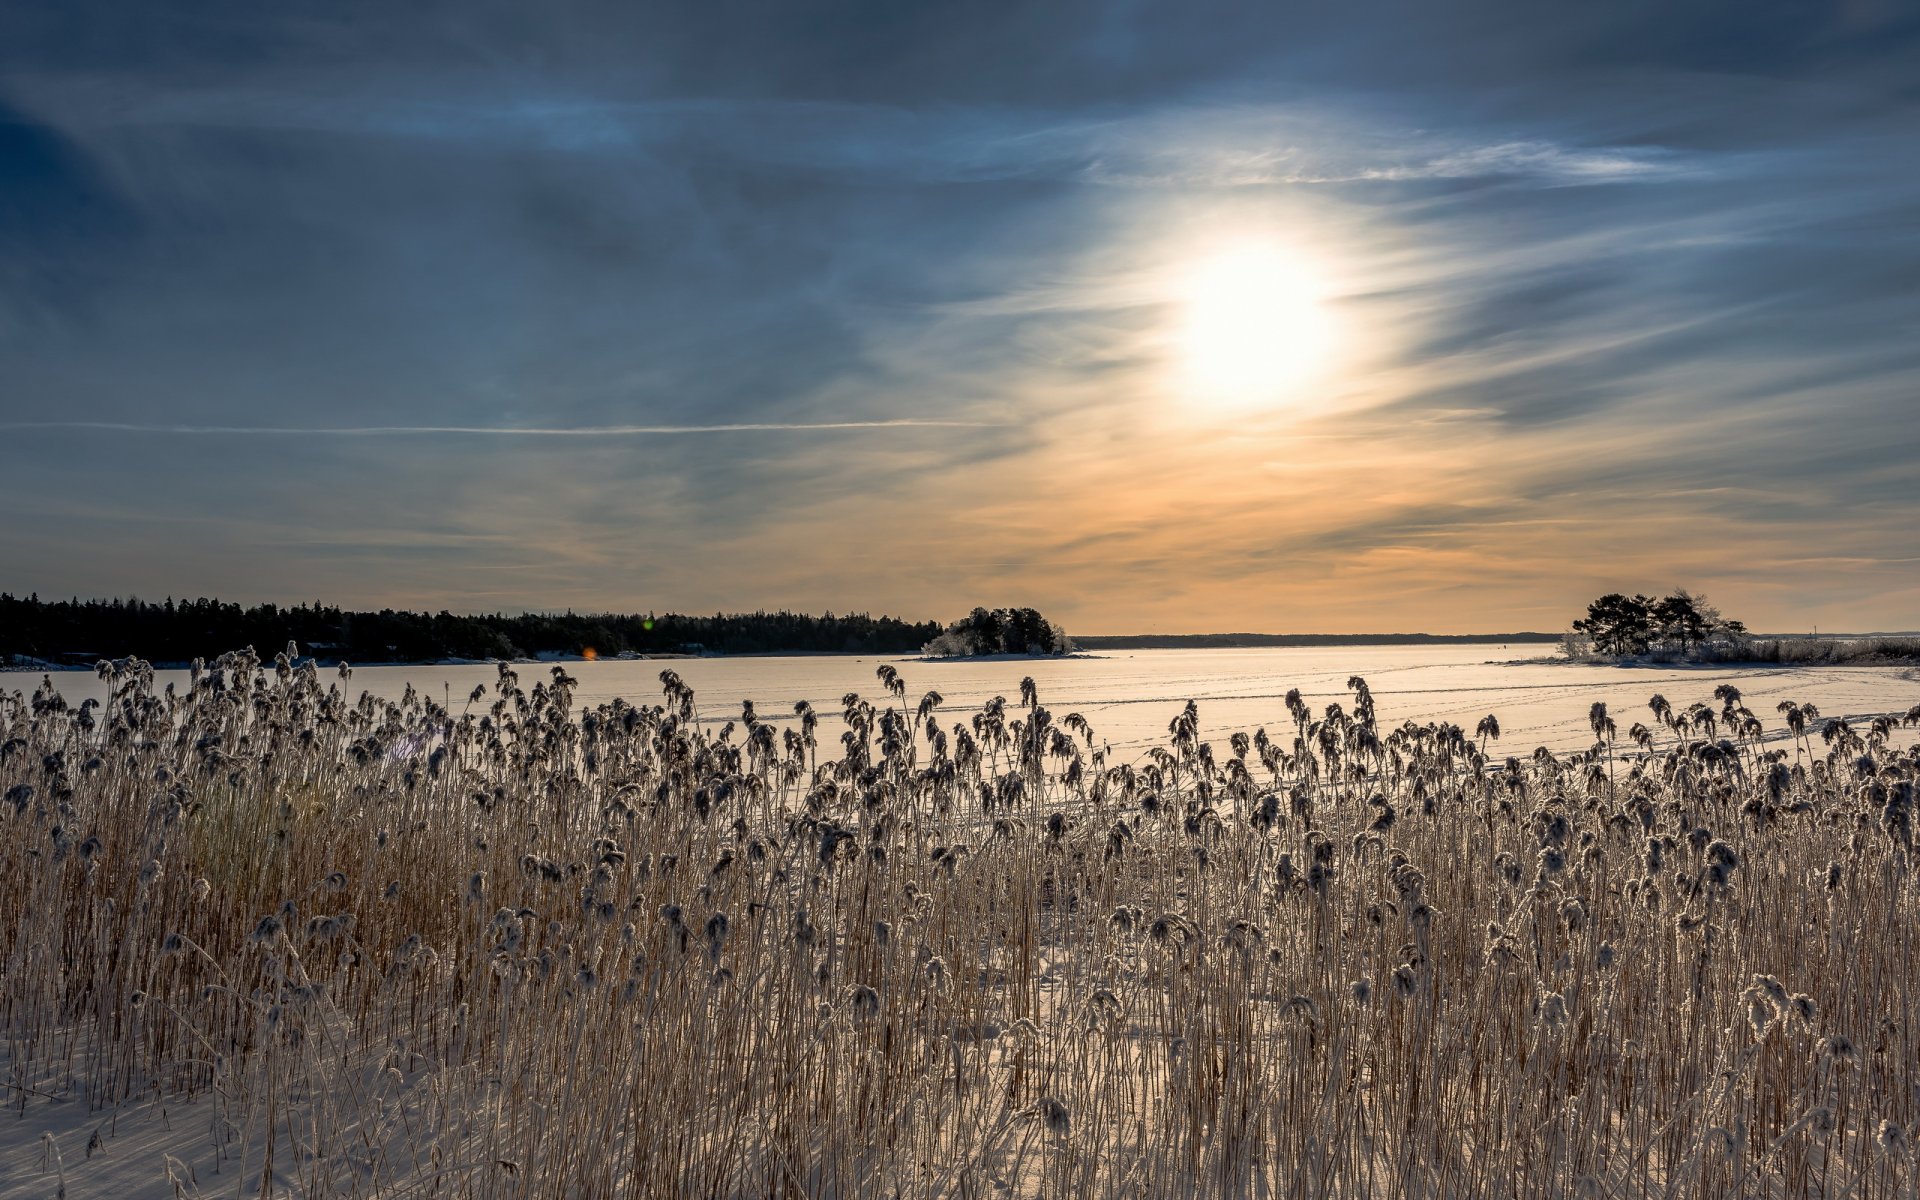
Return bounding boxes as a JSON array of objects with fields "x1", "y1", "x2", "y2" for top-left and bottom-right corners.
[{"x1": 3, "y1": 1, "x2": 1918, "y2": 632}]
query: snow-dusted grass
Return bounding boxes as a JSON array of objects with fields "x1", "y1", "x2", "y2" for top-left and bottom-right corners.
[
  {"x1": 1726, "y1": 637, "x2": 1920, "y2": 665},
  {"x1": 3, "y1": 653, "x2": 1918, "y2": 1197},
  {"x1": 1564, "y1": 636, "x2": 1920, "y2": 667}
]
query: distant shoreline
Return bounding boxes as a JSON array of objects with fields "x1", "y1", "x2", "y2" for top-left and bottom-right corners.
[
  {"x1": 3, "y1": 638, "x2": 1541, "y2": 673},
  {"x1": 911, "y1": 651, "x2": 1105, "y2": 663},
  {"x1": 14, "y1": 631, "x2": 1919, "y2": 674},
  {"x1": 1071, "y1": 632, "x2": 1562, "y2": 650}
]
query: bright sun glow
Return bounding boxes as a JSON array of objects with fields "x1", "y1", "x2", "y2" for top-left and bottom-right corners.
[{"x1": 1176, "y1": 243, "x2": 1338, "y2": 412}]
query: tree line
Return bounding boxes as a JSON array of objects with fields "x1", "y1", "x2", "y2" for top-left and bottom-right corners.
[
  {"x1": 0, "y1": 594, "x2": 946, "y2": 664},
  {"x1": 1568, "y1": 589, "x2": 1747, "y2": 657}
]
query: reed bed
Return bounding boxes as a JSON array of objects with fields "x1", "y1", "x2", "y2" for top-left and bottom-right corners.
[
  {"x1": 1577, "y1": 636, "x2": 1920, "y2": 666},
  {"x1": 1715, "y1": 638, "x2": 1920, "y2": 666},
  {"x1": 2, "y1": 649, "x2": 1918, "y2": 1197}
]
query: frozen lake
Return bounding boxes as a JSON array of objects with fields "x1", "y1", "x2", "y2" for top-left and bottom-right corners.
[{"x1": 8, "y1": 644, "x2": 1916, "y2": 759}]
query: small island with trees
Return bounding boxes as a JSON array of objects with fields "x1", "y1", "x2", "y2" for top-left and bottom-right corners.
[
  {"x1": 1561, "y1": 589, "x2": 1920, "y2": 664},
  {"x1": 920, "y1": 606, "x2": 1077, "y2": 658},
  {"x1": 1564, "y1": 589, "x2": 1746, "y2": 657}
]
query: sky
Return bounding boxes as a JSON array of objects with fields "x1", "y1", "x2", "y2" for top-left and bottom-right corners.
[{"x1": 3, "y1": 1, "x2": 1918, "y2": 634}]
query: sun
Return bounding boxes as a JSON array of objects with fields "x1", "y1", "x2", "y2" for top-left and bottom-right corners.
[{"x1": 1175, "y1": 242, "x2": 1338, "y2": 412}]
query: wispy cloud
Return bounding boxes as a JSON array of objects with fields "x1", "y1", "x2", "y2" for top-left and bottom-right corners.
[
  {"x1": 9, "y1": 77, "x2": 1696, "y2": 190},
  {"x1": 0, "y1": 420, "x2": 998, "y2": 436}
]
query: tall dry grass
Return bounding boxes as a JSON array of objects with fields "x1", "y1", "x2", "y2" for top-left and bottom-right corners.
[
  {"x1": 1568, "y1": 635, "x2": 1920, "y2": 666},
  {"x1": 2, "y1": 650, "x2": 1918, "y2": 1197},
  {"x1": 1718, "y1": 637, "x2": 1920, "y2": 665}
]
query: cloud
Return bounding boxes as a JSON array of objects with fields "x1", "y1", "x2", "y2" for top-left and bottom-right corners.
[
  {"x1": 0, "y1": 419, "x2": 999, "y2": 436},
  {"x1": 7, "y1": 74, "x2": 1699, "y2": 190}
]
